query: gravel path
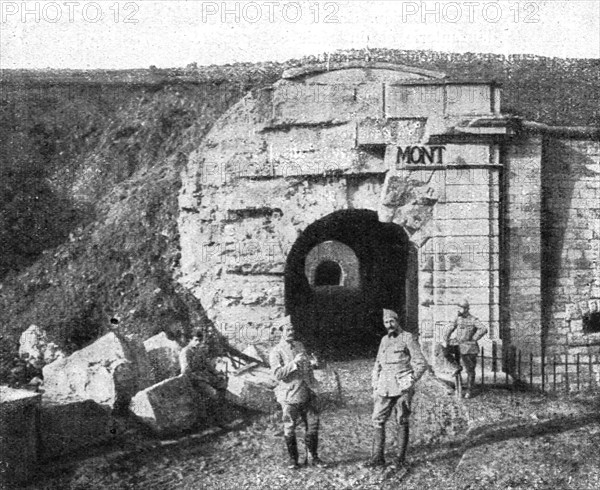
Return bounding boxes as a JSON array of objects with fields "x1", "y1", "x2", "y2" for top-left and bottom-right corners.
[{"x1": 27, "y1": 359, "x2": 600, "y2": 490}]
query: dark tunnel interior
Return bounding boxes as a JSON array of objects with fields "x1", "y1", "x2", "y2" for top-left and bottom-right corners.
[{"x1": 284, "y1": 209, "x2": 412, "y2": 360}]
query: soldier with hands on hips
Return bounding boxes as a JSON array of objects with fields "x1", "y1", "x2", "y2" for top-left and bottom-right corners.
[{"x1": 444, "y1": 299, "x2": 488, "y2": 398}]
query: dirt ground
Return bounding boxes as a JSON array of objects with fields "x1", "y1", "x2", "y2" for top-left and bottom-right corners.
[{"x1": 26, "y1": 359, "x2": 600, "y2": 490}]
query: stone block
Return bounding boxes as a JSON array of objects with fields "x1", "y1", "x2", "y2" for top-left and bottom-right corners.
[
  {"x1": 347, "y1": 176, "x2": 383, "y2": 211},
  {"x1": 144, "y1": 332, "x2": 182, "y2": 383},
  {"x1": 39, "y1": 394, "x2": 117, "y2": 460},
  {"x1": 433, "y1": 270, "x2": 499, "y2": 289},
  {"x1": 439, "y1": 146, "x2": 492, "y2": 168},
  {"x1": 357, "y1": 118, "x2": 426, "y2": 146},
  {"x1": 271, "y1": 81, "x2": 383, "y2": 126},
  {"x1": 385, "y1": 84, "x2": 444, "y2": 118},
  {"x1": 43, "y1": 333, "x2": 154, "y2": 410},
  {"x1": 433, "y1": 218, "x2": 497, "y2": 237},
  {"x1": 265, "y1": 124, "x2": 360, "y2": 177},
  {"x1": 435, "y1": 202, "x2": 498, "y2": 220},
  {"x1": 436, "y1": 251, "x2": 499, "y2": 272},
  {"x1": 217, "y1": 357, "x2": 278, "y2": 412},
  {"x1": 422, "y1": 239, "x2": 499, "y2": 271},
  {"x1": 18, "y1": 324, "x2": 54, "y2": 361},
  {"x1": 129, "y1": 375, "x2": 207, "y2": 435},
  {"x1": 443, "y1": 184, "x2": 494, "y2": 203},
  {"x1": 0, "y1": 387, "x2": 40, "y2": 486},
  {"x1": 445, "y1": 84, "x2": 493, "y2": 115},
  {"x1": 272, "y1": 82, "x2": 353, "y2": 124}
]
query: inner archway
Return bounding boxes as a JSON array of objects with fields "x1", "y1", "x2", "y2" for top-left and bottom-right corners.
[
  {"x1": 284, "y1": 209, "x2": 411, "y2": 360},
  {"x1": 314, "y1": 261, "x2": 342, "y2": 286}
]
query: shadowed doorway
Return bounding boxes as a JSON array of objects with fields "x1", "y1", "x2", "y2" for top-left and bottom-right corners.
[{"x1": 284, "y1": 210, "x2": 412, "y2": 360}]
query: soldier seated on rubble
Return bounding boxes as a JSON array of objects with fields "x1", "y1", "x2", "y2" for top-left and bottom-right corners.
[
  {"x1": 179, "y1": 330, "x2": 228, "y2": 425},
  {"x1": 179, "y1": 330, "x2": 227, "y2": 392}
]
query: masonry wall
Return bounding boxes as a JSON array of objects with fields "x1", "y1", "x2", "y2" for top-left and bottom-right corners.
[
  {"x1": 178, "y1": 63, "x2": 505, "y2": 355},
  {"x1": 503, "y1": 136, "x2": 544, "y2": 357},
  {"x1": 542, "y1": 138, "x2": 600, "y2": 361},
  {"x1": 499, "y1": 136, "x2": 600, "y2": 388},
  {"x1": 179, "y1": 173, "x2": 383, "y2": 350},
  {"x1": 379, "y1": 147, "x2": 500, "y2": 362}
]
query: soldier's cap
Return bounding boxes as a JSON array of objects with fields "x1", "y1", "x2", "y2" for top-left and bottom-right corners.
[
  {"x1": 272, "y1": 315, "x2": 293, "y2": 331},
  {"x1": 383, "y1": 309, "x2": 399, "y2": 320},
  {"x1": 457, "y1": 299, "x2": 470, "y2": 308}
]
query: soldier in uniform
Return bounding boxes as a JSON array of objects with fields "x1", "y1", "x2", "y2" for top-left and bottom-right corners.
[
  {"x1": 269, "y1": 315, "x2": 326, "y2": 469},
  {"x1": 444, "y1": 299, "x2": 488, "y2": 398},
  {"x1": 179, "y1": 330, "x2": 228, "y2": 423},
  {"x1": 180, "y1": 330, "x2": 227, "y2": 390},
  {"x1": 367, "y1": 309, "x2": 427, "y2": 469}
]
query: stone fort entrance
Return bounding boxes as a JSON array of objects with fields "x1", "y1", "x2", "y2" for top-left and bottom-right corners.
[
  {"x1": 177, "y1": 60, "x2": 505, "y2": 360},
  {"x1": 178, "y1": 60, "x2": 600, "y2": 368}
]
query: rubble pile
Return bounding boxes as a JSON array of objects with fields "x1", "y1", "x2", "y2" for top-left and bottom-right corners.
[
  {"x1": 43, "y1": 332, "x2": 153, "y2": 410},
  {"x1": 5, "y1": 325, "x2": 66, "y2": 388},
  {"x1": 19, "y1": 325, "x2": 65, "y2": 363},
  {"x1": 1, "y1": 322, "x2": 345, "y2": 487}
]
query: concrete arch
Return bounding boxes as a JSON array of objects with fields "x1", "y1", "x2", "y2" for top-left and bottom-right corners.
[{"x1": 305, "y1": 240, "x2": 361, "y2": 289}]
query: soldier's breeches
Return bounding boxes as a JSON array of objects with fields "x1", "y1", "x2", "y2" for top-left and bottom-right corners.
[
  {"x1": 460, "y1": 354, "x2": 477, "y2": 375},
  {"x1": 281, "y1": 398, "x2": 319, "y2": 437},
  {"x1": 372, "y1": 392, "x2": 413, "y2": 428}
]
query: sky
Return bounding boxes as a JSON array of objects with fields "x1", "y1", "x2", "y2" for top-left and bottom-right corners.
[{"x1": 1, "y1": 1, "x2": 599, "y2": 69}]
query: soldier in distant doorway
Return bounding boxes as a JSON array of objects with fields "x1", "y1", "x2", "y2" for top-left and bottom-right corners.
[
  {"x1": 366, "y1": 309, "x2": 427, "y2": 470},
  {"x1": 269, "y1": 315, "x2": 326, "y2": 469},
  {"x1": 444, "y1": 299, "x2": 488, "y2": 398}
]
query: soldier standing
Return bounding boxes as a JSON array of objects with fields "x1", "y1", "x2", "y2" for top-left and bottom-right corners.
[
  {"x1": 366, "y1": 309, "x2": 427, "y2": 470},
  {"x1": 269, "y1": 316, "x2": 326, "y2": 469},
  {"x1": 444, "y1": 299, "x2": 488, "y2": 398}
]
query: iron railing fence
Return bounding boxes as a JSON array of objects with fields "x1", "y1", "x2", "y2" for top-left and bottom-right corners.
[{"x1": 471, "y1": 343, "x2": 600, "y2": 393}]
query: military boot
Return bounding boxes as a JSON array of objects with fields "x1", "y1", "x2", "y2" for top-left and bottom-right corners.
[
  {"x1": 464, "y1": 373, "x2": 475, "y2": 399},
  {"x1": 393, "y1": 423, "x2": 409, "y2": 469},
  {"x1": 306, "y1": 432, "x2": 328, "y2": 468},
  {"x1": 365, "y1": 427, "x2": 386, "y2": 468},
  {"x1": 284, "y1": 435, "x2": 300, "y2": 469}
]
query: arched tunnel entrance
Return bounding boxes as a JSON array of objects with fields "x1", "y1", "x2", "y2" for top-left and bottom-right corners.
[{"x1": 284, "y1": 210, "x2": 414, "y2": 360}]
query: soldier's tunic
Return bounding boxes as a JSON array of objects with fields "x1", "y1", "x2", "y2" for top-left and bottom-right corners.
[
  {"x1": 445, "y1": 313, "x2": 488, "y2": 374},
  {"x1": 371, "y1": 331, "x2": 427, "y2": 427},
  {"x1": 270, "y1": 338, "x2": 320, "y2": 437},
  {"x1": 179, "y1": 343, "x2": 227, "y2": 415}
]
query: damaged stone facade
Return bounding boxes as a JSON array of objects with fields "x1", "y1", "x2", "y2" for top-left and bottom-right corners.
[{"x1": 178, "y1": 61, "x2": 600, "y2": 371}]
